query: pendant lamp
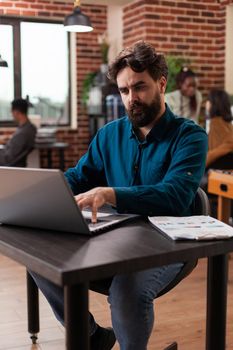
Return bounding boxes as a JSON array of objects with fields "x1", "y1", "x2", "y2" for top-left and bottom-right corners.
[
  {"x1": 0, "y1": 54, "x2": 8, "y2": 67},
  {"x1": 64, "y1": 0, "x2": 93, "y2": 33}
]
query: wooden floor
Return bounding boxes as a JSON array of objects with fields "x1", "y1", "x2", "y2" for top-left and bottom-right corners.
[{"x1": 0, "y1": 255, "x2": 233, "y2": 350}]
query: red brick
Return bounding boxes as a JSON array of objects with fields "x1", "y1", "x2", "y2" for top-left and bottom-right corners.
[
  {"x1": 183, "y1": 24, "x2": 198, "y2": 30},
  {"x1": 192, "y1": 17, "x2": 207, "y2": 23},
  {"x1": 186, "y1": 10, "x2": 200, "y2": 16},
  {"x1": 177, "y1": 2, "x2": 192, "y2": 9},
  {"x1": 192, "y1": 4, "x2": 207, "y2": 10},
  {"x1": 0, "y1": 2, "x2": 13, "y2": 7},
  {"x1": 161, "y1": 43, "x2": 176, "y2": 49},
  {"x1": 15, "y1": 3, "x2": 29, "y2": 8},
  {"x1": 5, "y1": 9, "x2": 20, "y2": 15},
  {"x1": 160, "y1": 1, "x2": 176, "y2": 6},
  {"x1": 38, "y1": 11, "x2": 51, "y2": 16},
  {"x1": 21, "y1": 10, "x2": 36, "y2": 16},
  {"x1": 45, "y1": 4, "x2": 61, "y2": 10},
  {"x1": 202, "y1": 11, "x2": 215, "y2": 17},
  {"x1": 186, "y1": 38, "x2": 199, "y2": 43},
  {"x1": 171, "y1": 8, "x2": 186, "y2": 15},
  {"x1": 30, "y1": 4, "x2": 44, "y2": 9}
]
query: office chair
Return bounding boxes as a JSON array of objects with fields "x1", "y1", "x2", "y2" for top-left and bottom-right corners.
[
  {"x1": 6, "y1": 147, "x2": 34, "y2": 167},
  {"x1": 26, "y1": 187, "x2": 210, "y2": 349},
  {"x1": 204, "y1": 152, "x2": 233, "y2": 218}
]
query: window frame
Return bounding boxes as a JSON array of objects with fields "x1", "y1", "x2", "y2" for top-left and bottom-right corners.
[{"x1": 0, "y1": 16, "x2": 71, "y2": 127}]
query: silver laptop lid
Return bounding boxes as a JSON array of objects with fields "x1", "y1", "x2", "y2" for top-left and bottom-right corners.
[{"x1": 0, "y1": 167, "x2": 91, "y2": 235}]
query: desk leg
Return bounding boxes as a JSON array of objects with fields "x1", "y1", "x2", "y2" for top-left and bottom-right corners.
[
  {"x1": 47, "y1": 149, "x2": 52, "y2": 168},
  {"x1": 218, "y1": 196, "x2": 231, "y2": 224},
  {"x1": 64, "y1": 283, "x2": 89, "y2": 350},
  {"x1": 26, "y1": 271, "x2": 40, "y2": 343},
  {"x1": 206, "y1": 255, "x2": 228, "y2": 350},
  {"x1": 59, "y1": 149, "x2": 65, "y2": 171}
]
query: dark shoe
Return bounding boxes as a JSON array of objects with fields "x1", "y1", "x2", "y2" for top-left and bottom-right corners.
[{"x1": 91, "y1": 326, "x2": 116, "y2": 350}]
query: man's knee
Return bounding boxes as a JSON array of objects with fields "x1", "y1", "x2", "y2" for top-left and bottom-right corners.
[{"x1": 108, "y1": 273, "x2": 154, "y2": 313}]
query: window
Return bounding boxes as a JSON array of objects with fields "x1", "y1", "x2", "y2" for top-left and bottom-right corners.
[
  {"x1": 0, "y1": 25, "x2": 14, "y2": 122},
  {"x1": 0, "y1": 18, "x2": 71, "y2": 126}
]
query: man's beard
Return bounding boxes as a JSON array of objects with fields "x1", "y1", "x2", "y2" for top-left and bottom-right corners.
[{"x1": 127, "y1": 92, "x2": 162, "y2": 128}]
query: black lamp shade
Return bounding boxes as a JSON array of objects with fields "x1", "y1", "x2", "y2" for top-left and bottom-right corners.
[
  {"x1": 0, "y1": 55, "x2": 8, "y2": 67},
  {"x1": 64, "y1": 7, "x2": 93, "y2": 33}
]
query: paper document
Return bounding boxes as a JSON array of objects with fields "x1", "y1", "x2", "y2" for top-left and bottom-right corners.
[{"x1": 148, "y1": 215, "x2": 233, "y2": 240}]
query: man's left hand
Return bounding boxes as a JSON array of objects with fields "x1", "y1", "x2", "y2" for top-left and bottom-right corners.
[{"x1": 75, "y1": 187, "x2": 116, "y2": 223}]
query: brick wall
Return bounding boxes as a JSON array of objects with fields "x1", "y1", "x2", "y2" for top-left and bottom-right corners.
[
  {"x1": 123, "y1": 0, "x2": 232, "y2": 99},
  {"x1": 0, "y1": 0, "x2": 107, "y2": 169},
  {"x1": 1, "y1": 0, "x2": 233, "y2": 169}
]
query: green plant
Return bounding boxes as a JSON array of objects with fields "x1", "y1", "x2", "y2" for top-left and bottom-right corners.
[
  {"x1": 100, "y1": 42, "x2": 109, "y2": 64},
  {"x1": 98, "y1": 31, "x2": 109, "y2": 64},
  {"x1": 81, "y1": 71, "x2": 98, "y2": 107},
  {"x1": 166, "y1": 55, "x2": 191, "y2": 93}
]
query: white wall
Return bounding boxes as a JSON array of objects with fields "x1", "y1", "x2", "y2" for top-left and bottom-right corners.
[
  {"x1": 225, "y1": 5, "x2": 233, "y2": 95},
  {"x1": 107, "y1": 5, "x2": 123, "y2": 63}
]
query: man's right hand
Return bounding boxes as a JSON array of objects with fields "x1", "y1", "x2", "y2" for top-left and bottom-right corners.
[{"x1": 75, "y1": 187, "x2": 116, "y2": 224}]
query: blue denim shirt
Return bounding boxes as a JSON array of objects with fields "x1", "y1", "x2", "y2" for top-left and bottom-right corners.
[{"x1": 65, "y1": 106, "x2": 208, "y2": 216}]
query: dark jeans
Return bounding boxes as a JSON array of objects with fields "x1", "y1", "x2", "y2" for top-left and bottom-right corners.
[{"x1": 30, "y1": 262, "x2": 183, "y2": 350}]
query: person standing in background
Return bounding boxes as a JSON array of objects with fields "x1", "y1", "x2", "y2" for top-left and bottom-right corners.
[{"x1": 165, "y1": 67, "x2": 202, "y2": 123}]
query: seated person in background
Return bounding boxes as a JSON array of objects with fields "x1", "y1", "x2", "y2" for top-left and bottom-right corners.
[
  {"x1": 205, "y1": 89, "x2": 233, "y2": 169},
  {"x1": 165, "y1": 67, "x2": 202, "y2": 123},
  {"x1": 29, "y1": 41, "x2": 207, "y2": 350},
  {"x1": 0, "y1": 98, "x2": 37, "y2": 167}
]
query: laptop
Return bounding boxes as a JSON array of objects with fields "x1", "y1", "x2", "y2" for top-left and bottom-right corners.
[{"x1": 0, "y1": 167, "x2": 138, "y2": 235}]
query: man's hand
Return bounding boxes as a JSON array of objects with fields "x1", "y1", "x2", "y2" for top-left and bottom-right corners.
[{"x1": 75, "y1": 187, "x2": 116, "y2": 223}]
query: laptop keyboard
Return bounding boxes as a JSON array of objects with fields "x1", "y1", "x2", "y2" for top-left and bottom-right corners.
[{"x1": 85, "y1": 218, "x2": 107, "y2": 226}]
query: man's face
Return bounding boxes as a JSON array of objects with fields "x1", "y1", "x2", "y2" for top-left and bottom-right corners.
[
  {"x1": 117, "y1": 67, "x2": 166, "y2": 128},
  {"x1": 11, "y1": 109, "x2": 20, "y2": 123}
]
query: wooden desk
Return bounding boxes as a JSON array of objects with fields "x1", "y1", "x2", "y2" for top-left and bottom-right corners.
[
  {"x1": 208, "y1": 170, "x2": 233, "y2": 223},
  {"x1": 0, "y1": 221, "x2": 232, "y2": 349}
]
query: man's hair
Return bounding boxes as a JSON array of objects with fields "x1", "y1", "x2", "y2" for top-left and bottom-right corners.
[
  {"x1": 107, "y1": 41, "x2": 168, "y2": 83},
  {"x1": 208, "y1": 89, "x2": 232, "y2": 122},
  {"x1": 11, "y1": 98, "x2": 29, "y2": 115}
]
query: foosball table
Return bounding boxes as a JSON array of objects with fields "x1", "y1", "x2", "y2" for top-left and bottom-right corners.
[{"x1": 208, "y1": 170, "x2": 233, "y2": 223}]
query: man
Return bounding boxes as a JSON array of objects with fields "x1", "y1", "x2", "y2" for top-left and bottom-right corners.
[
  {"x1": 30, "y1": 42, "x2": 207, "y2": 350},
  {"x1": 0, "y1": 98, "x2": 36, "y2": 167}
]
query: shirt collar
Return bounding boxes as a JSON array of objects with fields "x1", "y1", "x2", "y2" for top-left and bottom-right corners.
[{"x1": 129, "y1": 104, "x2": 175, "y2": 142}]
